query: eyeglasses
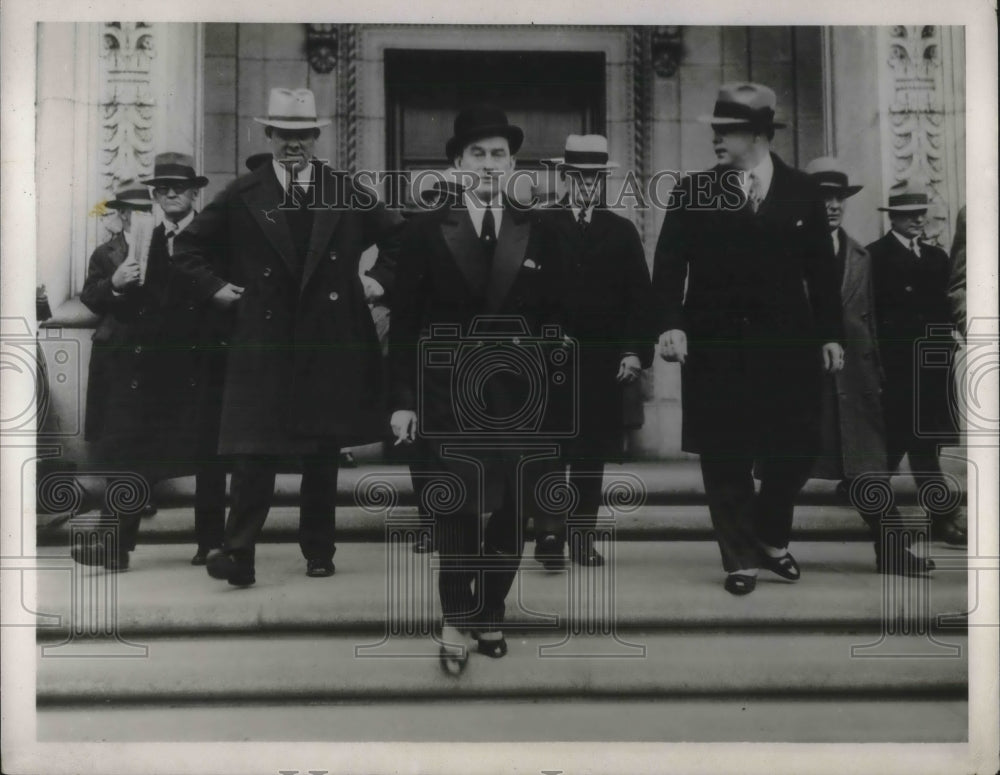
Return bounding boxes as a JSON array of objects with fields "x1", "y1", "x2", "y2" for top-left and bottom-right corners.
[{"x1": 153, "y1": 184, "x2": 195, "y2": 196}]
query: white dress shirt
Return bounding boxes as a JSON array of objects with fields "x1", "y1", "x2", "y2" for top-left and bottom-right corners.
[
  {"x1": 272, "y1": 158, "x2": 315, "y2": 192},
  {"x1": 162, "y1": 210, "x2": 195, "y2": 256},
  {"x1": 464, "y1": 192, "x2": 503, "y2": 237},
  {"x1": 891, "y1": 230, "x2": 922, "y2": 257},
  {"x1": 741, "y1": 153, "x2": 774, "y2": 202}
]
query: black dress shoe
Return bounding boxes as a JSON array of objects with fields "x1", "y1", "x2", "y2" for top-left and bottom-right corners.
[
  {"x1": 931, "y1": 519, "x2": 967, "y2": 547},
  {"x1": 191, "y1": 548, "x2": 217, "y2": 566},
  {"x1": 473, "y1": 631, "x2": 508, "y2": 658},
  {"x1": 412, "y1": 533, "x2": 435, "y2": 554},
  {"x1": 877, "y1": 546, "x2": 936, "y2": 576},
  {"x1": 570, "y1": 543, "x2": 604, "y2": 567},
  {"x1": 71, "y1": 543, "x2": 129, "y2": 571},
  {"x1": 206, "y1": 549, "x2": 255, "y2": 587},
  {"x1": 306, "y1": 558, "x2": 336, "y2": 577},
  {"x1": 339, "y1": 450, "x2": 358, "y2": 468},
  {"x1": 534, "y1": 534, "x2": 566, "y2": 570},
  {"x1": 724, "y1": 573, "x2": 757, "y2": 595},
  {"x1": 760, "y1": 551, "x2": 800, "y2": 581}
]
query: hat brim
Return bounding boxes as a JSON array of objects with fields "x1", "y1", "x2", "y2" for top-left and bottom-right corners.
[
  {"x1": 253, "y1": 118, "x2": 331, "y2": 130},
  {"x1": 106, "y1": 200, "x2": 153, "y2": 212},
  {"x1": 549, "y1": 158, "x2": 619, "y2": 170},
  {"x1": 445, "y1": 125, "x2": 524, "y2": 161},
  {"x1": 697, "y1": 115, "x2": 788, "y2": 129},
  {"x1": 877, "y1": 204, "x2": 929, "y2": 212},
  {"x1": 141, "y1": 175, "x2": 210, "y2": 188},
  {"x1": 817, "y1": 183, "x2": 863, "y2": 198}
]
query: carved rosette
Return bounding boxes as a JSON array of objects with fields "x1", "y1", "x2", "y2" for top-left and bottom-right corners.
[
  {"x1": 99, "y1": 23, "x2": 156, "y2": 201},
  {"x1": 882, "y1": 25, "x2": 950, "y2": 245}
]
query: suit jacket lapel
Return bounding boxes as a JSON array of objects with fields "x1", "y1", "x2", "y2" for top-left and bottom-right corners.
[
  {"x1": 440, "y1": 205, "x2": 490, "y2": 295},
  {"x1": 486, "y1": 206, "x2": 531, "y2": 312},
  {"x1": 300, "y1": 165, "x2": 343, "y2": 292},
  {"x1": 241, "y1": 165, "x2": 300, "y2": 279},
  {"x1": 755, "y1": 154, "x2": 786, "y2": 219}
]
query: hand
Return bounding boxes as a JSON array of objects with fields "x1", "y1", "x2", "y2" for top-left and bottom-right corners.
[
  {"x1": 390, "y1": 410, "x2": 417, "y2": 445},
  {"x1": 822, "y1": 342, "x2": 845, "y2": 373},
  {"x1": 361, "y1": 275, "x2": 385, "y2": 303},
  {"x1": 111, "y1": 256, "x2": 141, "y2": 291},
  {"x1": 211, "y1": 283, "x2": 245, "y2": 310},
  {"x1": 658, "y1": 329, "x2": 688, "y2": 364},
  {"x1": 616, "y1": 355, "x2": 642, "y2": 384}
]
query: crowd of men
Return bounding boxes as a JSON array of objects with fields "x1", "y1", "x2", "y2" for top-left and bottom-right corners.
[{"x1": 74, "y1": 82, "x2": 967, "y2": 675}]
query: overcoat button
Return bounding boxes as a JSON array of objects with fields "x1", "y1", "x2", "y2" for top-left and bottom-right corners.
[
  {"x1": 263, "y1": 267, "x2": 272, "y2": 277},
  {"x1": 138, "y1": 308, "x2": 146, "y2": 317},
  {"x1": 188, "y1": 303, "x2": 195, "y2": 311},
  {"x1": 189, "y1": 377, "x2": 197, "y2": 387},
  {"x1": 134, "y1": 345, "x2": 142, "y2": 354},
  {"x1": 329, "y1": 292, "x2": 339, "y2": 301},
  {"x1": 329, "y1": 251, "x2": 338, "y2": 261},
  {"x1": 130, "y1": 379, "x2": 139, "y2": 389},
  {"x1": 904, "y1": 285, "x2": 914, "y2": 292},
  {"x1": 264, "y1": 309, "x2": 273, "y2": 320}
]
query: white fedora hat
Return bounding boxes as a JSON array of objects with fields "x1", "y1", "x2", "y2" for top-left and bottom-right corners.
[
  {"x1": 253, "y1": 88, "x2": 331, "y2": 130},
  {"x1": 547, "y1": 134, "x2": 619, "y2": 170}
]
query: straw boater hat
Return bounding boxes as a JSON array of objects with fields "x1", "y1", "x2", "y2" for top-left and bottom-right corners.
[
  {"x1": 253, "y1": 88, "x2": 331, "y2": 130},
  {"x1": 105, "y1": 179, "x2": 153, "y2": 212},
  {"x1": 698, "y1": 82, "x2": 787, "y2": 129},
  {"x1": 878, "y1": 190, "x2": 931, "y2": 212},
  {"x1": 805, "y1": 156, "x2": 863, "y2": 198},
  {"x1": 141, "y1": 152, "x2": 209, "y2": 189},
  {"x1": 445, "y1": 104, "x2": 523, "y2": 161},
  {"x1": 548, "y1": 134, "x2": 619, "y2": 170}
]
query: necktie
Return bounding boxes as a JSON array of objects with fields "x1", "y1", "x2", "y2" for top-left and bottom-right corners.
[
  {"x1": 292, "y1": 184, "x2": 311, "y2": 209},
  {"x1": 910, "y1": 238, "x2": 921, "y2": 258},
  {"x1": 164, "y1": 227, "x2": 176, "y2": 257},
  {"x1": 748, "y1": 171, "x2": 763, "y2": 213},
  {"x1": 577, "y1": 208, "x2": 589, "y2": 231},
  {"x1": 481, "y1": 207, "x2": 497, "y2": 254}
]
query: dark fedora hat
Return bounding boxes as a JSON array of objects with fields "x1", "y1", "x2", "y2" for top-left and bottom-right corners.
[
  {"x1": 805, "y1": 156, "x2": 863, "y2": 198},
  {"x1": 245, "y1": 152, "x2": 273, "y2": 172},
  {"x1": 105, "y1": 179, "x2": 153, "y2": 212},
  {"x1": 698, "y1": 82, "x2": 787, "y2": 130},
  {"x1": 878, "y1": 190, "x2": 930, "y2": 212},
  {"x1": 445, "y1": 104, "x2": 524, "y2": 161},
  {"x1": 141, "y1": 152, "x2": 209, "y2": 188}
]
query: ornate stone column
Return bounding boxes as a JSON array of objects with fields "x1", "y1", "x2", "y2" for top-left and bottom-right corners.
[{"x1": 877, "y1": 25, "x2": 965, "y2": 247}]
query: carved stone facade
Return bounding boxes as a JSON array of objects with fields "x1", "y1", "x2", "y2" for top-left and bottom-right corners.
[
  {"x1": 878, "y1": 25, "x2": 963, "y2": 246},
  {"x1": 98, "y1": 23, "x2": 156, "y2": 202}
]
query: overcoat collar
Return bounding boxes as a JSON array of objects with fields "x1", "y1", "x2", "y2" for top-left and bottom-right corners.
[
  {"x1": 839, "y1": 229, "x2": 868, "y2": 307},
  {"x1": 240, "y1": 161, "x2": 342, "y2": 291},
  {"x1": 439, "y1": 198, "x2": 533, "y2": 312}
]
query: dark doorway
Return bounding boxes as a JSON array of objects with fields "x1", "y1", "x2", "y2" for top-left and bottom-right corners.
[{"x1": 385, "y1": 49, "x2": 606, "y2": 172}]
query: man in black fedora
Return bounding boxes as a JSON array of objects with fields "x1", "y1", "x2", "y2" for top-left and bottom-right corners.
[
  {"x1": 868, "y1": 190, "x2": 966, "y2": 547},
  {"x1": 532, "y1": 134, "x2": 657, "y2": 569},
  {"x1": 806, "y1": 158, "x2": 935, "y2": 575},
  {"x1": 76, "y1": 155, "x2": 227, "y2": 570},
  {"x1": 653, "y1": 82, "x2": 845, "y2": 595},
  {"x1": 169, "y1": 87, "x2": 403, "y2": 586},
  {"x1": 389, "y1": 104, "x2": 564, "y2": 673}
]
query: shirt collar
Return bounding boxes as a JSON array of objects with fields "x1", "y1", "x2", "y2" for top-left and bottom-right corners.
[
  {"x1": 743, "y1": 153, "x2": 774, "y2": 195},
  {"x1": 891, "y1": 230, "x2": 920, "y2": 251},
  {"x1": 570, "y1": 204, "x2": 594, "y2": 223},
  {"x1": 272, "y1": 159, "x2": 314, "y2": 191},
  {"x1": 163, "y1": 210, "x2": 195, "y2": 236}
]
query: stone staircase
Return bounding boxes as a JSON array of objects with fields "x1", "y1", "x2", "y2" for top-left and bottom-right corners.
[{"x1": 34, "y1": 461, "x2": 970, "y2": 743}]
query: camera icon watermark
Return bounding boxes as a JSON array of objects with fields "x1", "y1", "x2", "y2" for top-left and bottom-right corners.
[
  {"x1": 1, "y1": 317, "x2": 82, "y2": 437},
  {"x1": 418, "y1": 316, "x2": 578, "y2": 439},
  {"x1": 916, "y1": 319, "x2": 999, "y2": 438}
]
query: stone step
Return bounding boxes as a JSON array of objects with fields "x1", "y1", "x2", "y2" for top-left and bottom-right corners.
[
  {"x1": 36, "y1": 697, "x2": 969, "y2": 743},
  {"x1": 38, "y1": 503, "x2": 892, "y2": 545},
  {"x1": 36, "y1": 629, "x2": 967, "y2": 705},
  {"x1": 33, "y1": 542, "x2": 969, "y2": 637},
  {"x1": 57, "y1": 458, "x2": 968, "y2": 513}
]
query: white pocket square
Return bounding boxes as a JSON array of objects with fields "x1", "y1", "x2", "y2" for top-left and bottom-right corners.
[
  {"x1": 795, "y1": 219, "x2": 804, "y2": 227},
  {"x1": 522, "y1": 259, "x2": 539, "y2": 270}
]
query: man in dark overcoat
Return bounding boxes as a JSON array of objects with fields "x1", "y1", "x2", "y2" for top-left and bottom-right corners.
[
  {"x1": 389, "y1": 105, "x2": 565, "y2": 671},
  {"x1": 532, "y1": 134, "x2": 657, "y2": 569},
  {"x1": 653, "y1": 83, "x2": 845, "y2": 595},
  {"x1": 169, "y1": 88, "x2": 402, "y2": 586},
  {"x1": 76, "y1": 159, "x2": 227, "y2": 571},
  {"x1": 805, "y1": 157, "x2": 934, "y2": 575},
  {"x1": 868, "y1": 191, "x2": 966, "y2": 546}
]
